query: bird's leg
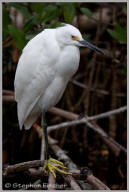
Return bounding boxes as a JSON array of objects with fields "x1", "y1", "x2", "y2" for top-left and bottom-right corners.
[
  {"x1": 42, "y1": 111, "x2": 50, "y2": 160},
  {"x1": 42, "y1": 111, "x2": 72, "y2": 178}
]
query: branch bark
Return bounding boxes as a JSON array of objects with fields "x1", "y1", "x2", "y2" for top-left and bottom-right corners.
[
  {"x1": 47, "y1": 107, "x2": 127, "y2": 155},
  {"x1": 2, "y1": 91, "x2": 127, "y2": 156},
  {"x1": 48, "y1": 106, "x2": 127, "y2": 133},
  {"x1": 48, "y1": 173, "x2": 56, "y2": 190},
  {"x1": 3, "y1": 160, "x2": 45, "y2": 177},
  {"x1": 3, "y1": 159, "x2": 110, "y2": 190},
  {"x1": 71, "y1": 168, "x2": 110, "y2": 190},
  {"x1": 71, "y1": 79, "x2": 125, "y2": 97},
  {"x1": 46, "y1": 131, "x2": 110, "y2": 190},
  {"x1": 63, "y1": 175, "x2": 82, "y2": 190}
]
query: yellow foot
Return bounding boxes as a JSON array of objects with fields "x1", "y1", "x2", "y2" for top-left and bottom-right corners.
[{"x1": 43, "y1": 157, "x2": 72, "y2": 178}]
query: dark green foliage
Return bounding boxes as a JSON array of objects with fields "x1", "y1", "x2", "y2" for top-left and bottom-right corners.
[
  {"x1": 107, "y1": 22, "x2": 127, "y2": 44},
  {"x1": 31, "y1": 3, "x2": 46, "y2": 18},
  {"x1": 80, "y1": 7, "x2": 93, "y2": 18},
  {"x1": 63, "y1": 3, "x2": 76, "y2": 23},
  {"x1": 3, "y1": 2, "x2": 81, "y2": 49},
  {"x1": 3, "y1": 7, "x2": 11, "y2": 39},
  {"x1": 8, "y1": 25, "x2": 27, "y2": 49},
  {"x1": 23, "y1": 15, "x2": 39, "y2": 33},
  {"x1": 7, "y1": 3, "x2": 31, "y2": 19}
]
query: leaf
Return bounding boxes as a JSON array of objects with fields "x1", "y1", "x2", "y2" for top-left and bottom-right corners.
[
  {"x1": 7, "y1": 3, "x2": 31, "y2": 19},
  {"x1": 48, "y1": 21, "x2": 62, "y2": 28},
  {"x1": 63, "y1": 3, "x2": 75, "y2": 23},
  {"x1": 31, "y1": 3, "x2": 45, "y2": 14},
  {"x1": 56, "y1": 2, "x2": 69, "y2": 6},
  {"x1": 41, "y1": 5, "x2": 60, "y2": 23},
  {"x1": 73, "y1": 3, "x2": 82, "y2": 8},
  {"x1": 115, "y1": 22, "x2": 124, "y2": 35},
  {"x1": 8, "y1": 25, "x2": 27, "y2": 50},
  {"x1": 31, "y1": 3, "x2": 46, "y2": 21},
  {"x1": 3, "y1": 7, "x2": 11, "y2": 29},
  {"x1": 23, "y1": 15, "x2": 38, "y2": 32},
  {"x1": 107, "y1": 22, "x2": 127, "y2": 44},
  {"x1": 25, "y1": 33, "x2": 36, "y2": 40},
  {"x1": 80, "y1": 7, "x2": 93, "y2": 18},
  {"x1": 3, "y1": 7, "x2": 11, "y2": 39}
]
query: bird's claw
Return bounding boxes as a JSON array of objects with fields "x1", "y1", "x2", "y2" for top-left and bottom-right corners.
[{"x1": 43, "y1": 157, "x2": 72, "y2": 178}]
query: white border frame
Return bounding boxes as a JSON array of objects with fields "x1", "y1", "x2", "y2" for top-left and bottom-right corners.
[{"x1": 1, "y1": 1, "x2": 127, "y2": 192}]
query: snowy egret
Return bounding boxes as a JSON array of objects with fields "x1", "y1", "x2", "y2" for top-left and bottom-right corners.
[{"x1": 14, "y1": 23, "x2": 104, "y2": 178}]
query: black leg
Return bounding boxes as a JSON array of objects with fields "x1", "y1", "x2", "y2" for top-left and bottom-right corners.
[{"x1": 42, "y1": 111, "x2": 50, "y2": 160}]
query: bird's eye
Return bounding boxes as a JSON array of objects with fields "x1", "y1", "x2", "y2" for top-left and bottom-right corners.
[
  {"x1": 71, "y1": 35, "x2": 81, "y2": 41},
  {"x1": 71, "y1": 35, "x2": 76, "y2": 40}
]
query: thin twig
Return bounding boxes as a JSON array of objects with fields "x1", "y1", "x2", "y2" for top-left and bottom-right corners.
[
  {"x1": 71, "y1": 168, "x2": 110, "y2": 190},
  {"x1": 47, "y1": 106, "x2": 127, "y2": 131},
  {"x1": 3, "y1": 95, "x2": 14, "y2": 102},
  {"x1": 48, "y1": 119, "x2": 126, "y2": 155},
  {"x1": 3, "y1": 134, "x2": 110, "y2": 190},
  {"x1": 47, "y1": 134, "x2": 97, "y2": 190},
  {"x1": 87, "y1": 174, "x2": 110, "y2": 190},
  {"x1": 34, "y1": 124, "x2": 92, "y2": 189},
  {"x1": 71, "y1": 79, "x2": 125, "y2": 97},
  {"x1": 47, "y1": 106, "x2": 127, "y2": 154},
  {"x1": 3, "y1": 92, "x2": 126, "y2": 122},
  {"x1": 48, "y1": 136, "x2": 77, "y2": 170},
  {"x1": 48, "y1": 134, "x2": 90, "y2": 189},
  {"x1": 49, "y1": 107, "x2": 78, "y2": 120},
  {"x1": 88, "y1": 106, "x2": 127, "y2": 121},
  {"x1": 85, "y1": 121, "x2": 127, "y2": 154},
  {"x1": 2, "y1": 92, "x2": 127, "y2": 155},
  {"x1": 3, "y1": 90, "x2": 14, "y2": 95},
  {"x1": 63, "y1": 175, "x2": 82, "y2": 190},
  {"x1": 3, "y1": 161, "x2": 110, "y2": 190}
]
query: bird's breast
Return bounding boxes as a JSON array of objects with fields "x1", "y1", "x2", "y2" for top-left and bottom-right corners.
[{"x1": 56, "y1": 46, "x2": 80, "y2": 79}]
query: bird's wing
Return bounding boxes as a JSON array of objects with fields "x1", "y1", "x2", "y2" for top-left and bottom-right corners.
[
  {"x1": 14, "y1": 30, "x2": 59, "y2": 129},
  {"x1": 15, "y1": 56, "x2": 56, "y2": 129},
  {"x1": 16, "y1": 73, "x2": 51, "y2": 129},
  {"x1": 14, "y1": 31, "x2": 46, "y2": 102}
]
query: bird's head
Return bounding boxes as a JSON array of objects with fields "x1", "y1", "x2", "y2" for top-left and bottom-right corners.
[{"x1": 56, "y1": 23, "x2": 104, "y2": 55}]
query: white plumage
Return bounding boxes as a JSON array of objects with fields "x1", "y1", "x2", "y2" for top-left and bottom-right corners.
[
  {"x1": 14, "y1": 23, "x2": 103, "y2": 130},
  {"x1": 14, "y1": 24, "x2": 81, "y2": 130}
]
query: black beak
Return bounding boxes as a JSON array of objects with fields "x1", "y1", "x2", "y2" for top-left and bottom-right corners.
[{"x1": 79, "y1": 39, "x2": 104, "y2": 55}]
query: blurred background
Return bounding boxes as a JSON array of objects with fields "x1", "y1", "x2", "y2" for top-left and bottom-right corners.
[{"x1": 3, "y1": 2, "x2": 127, "y2": 190}]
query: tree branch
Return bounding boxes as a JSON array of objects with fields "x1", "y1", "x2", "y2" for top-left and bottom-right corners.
[
  {"x1": 71, "y1": 79, "x2": 125, "y2": 97},
  {"x1": 47, "y1": 107, "x2": 127, "y2": 155},
  {"x1": 48, "y1": 106, "x2": 127, "y2": 133},
  {"x1": 3, "y1": 160, "x2": 45, "y2": 177},
  {"x1": 48, "y1": 173, "x2": 56, "y2": 190},
  {"x1": 3, "y1": 156, "x2": 110, "y2": 190},
  {"x1": 63, "y1": 175, "x2": 82, "y2": 190},
  {"x1": 46, "y1": 132, "x2": 110, "y2": 190},
  {"x1": 2, "y1": 91, "x2": 127, "y2": 156}
]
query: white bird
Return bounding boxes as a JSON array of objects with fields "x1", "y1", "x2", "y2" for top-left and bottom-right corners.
[{"x1": 14, "y1": 23, "x2": 104, "y2": 177}]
